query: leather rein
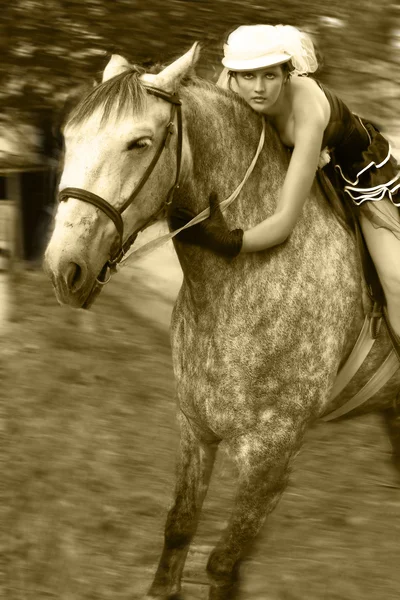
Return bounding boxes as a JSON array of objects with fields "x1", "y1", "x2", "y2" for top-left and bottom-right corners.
[{"x1": 58, "y1": 84, "x2": 183, "y2": 282}]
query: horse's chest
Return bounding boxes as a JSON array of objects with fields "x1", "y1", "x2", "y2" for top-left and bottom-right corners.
[{"x1": 171, "y1": 293, "x2": 342, "y2": 395}]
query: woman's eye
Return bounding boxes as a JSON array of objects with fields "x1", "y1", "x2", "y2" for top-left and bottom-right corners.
[
  {"x1": 126, "y1": 139, "x2": 150, "y2": 151},
  {"x1": 265, "y1": 74, "x2": 275, "y2": 79}
]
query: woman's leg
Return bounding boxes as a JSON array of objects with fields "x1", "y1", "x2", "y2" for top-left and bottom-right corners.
[{"x1": 358, "y1": 199, "x2": 400, "y2": 337}]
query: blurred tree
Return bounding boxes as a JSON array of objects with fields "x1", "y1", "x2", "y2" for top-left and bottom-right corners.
[{"x1": 0, "y1": 0, "x2": 398, "y2": 126}]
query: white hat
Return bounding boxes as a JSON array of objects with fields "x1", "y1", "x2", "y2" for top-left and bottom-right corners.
[
  {"x1": 221, "y1": 25, "x2": 318, "y2": 75},
  {"x1": 222, "y1": 25, "x2": 291, "y2": 71}
]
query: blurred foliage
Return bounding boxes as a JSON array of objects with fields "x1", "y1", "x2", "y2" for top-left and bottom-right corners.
[{"x1": 0, "y1": 0, "x2": 399, "y2": 126}]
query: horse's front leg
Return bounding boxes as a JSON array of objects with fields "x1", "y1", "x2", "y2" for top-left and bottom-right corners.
[
  {"x1": 206, "y1": 426, "x2": 301, "y2": 600},
  {"x1": 146, "y1": 411, "x2": 219, "y2": 600}
]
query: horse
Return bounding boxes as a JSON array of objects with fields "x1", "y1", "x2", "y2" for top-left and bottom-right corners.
[{"x1": 44, "y1": 45, "x2": 400, "y2": 599}]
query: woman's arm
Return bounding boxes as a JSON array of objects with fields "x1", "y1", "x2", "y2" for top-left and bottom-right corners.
[
  {"x1": 169, "y1": 85, "x2": 329, "y2": 259},
  {"x1": 240, "y1": 101, "x2": 326, "y2": 253}
]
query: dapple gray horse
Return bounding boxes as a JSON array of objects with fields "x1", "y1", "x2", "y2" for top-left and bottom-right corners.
[{"x1": 44, "y1": 46, "x2": 400, "y2": 599}]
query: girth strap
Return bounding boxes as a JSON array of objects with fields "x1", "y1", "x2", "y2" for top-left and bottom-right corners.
[
  {"x1": 327, "y1": 312, "x2": 378, "y2": 402},
  {"x1": 322, "y1": 305, "x2": 400, "y2": 422},
  {"x1": 322, "y1": 350, "x2": 399, "y2": 421}
]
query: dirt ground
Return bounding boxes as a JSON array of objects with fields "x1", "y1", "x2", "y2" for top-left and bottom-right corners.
[{"x1": 1, "y1": 263, "x2": 400, "y2": 600}]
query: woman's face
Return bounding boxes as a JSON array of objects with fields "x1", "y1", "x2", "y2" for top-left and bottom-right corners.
[{"x1": 232, "y1": 66, "x2": 287, "y2": 115}]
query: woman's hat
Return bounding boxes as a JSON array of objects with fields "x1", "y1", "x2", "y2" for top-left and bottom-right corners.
[
  {"x1": 222, "y1": 25, "x2": 291, "y2": 71},
  {"x1": 221, "y1": 25, "x2": 318, "y2": 75}
]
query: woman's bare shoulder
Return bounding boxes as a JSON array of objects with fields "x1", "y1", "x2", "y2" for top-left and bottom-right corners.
[
  {"x1": 291, "y1": 76, "x2": 330, "y2": 124},
  {"x1": 291, "y1": 75, "x2": 321, "y2": 91}
]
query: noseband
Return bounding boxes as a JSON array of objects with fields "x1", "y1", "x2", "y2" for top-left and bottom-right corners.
[{"x1": 59, "y1": 84, "x2": 183, "y2": 279}]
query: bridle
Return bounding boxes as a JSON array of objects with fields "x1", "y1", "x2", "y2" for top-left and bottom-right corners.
[{"x1": 58, "y1": 84, "x2": 183, "y2": 281}]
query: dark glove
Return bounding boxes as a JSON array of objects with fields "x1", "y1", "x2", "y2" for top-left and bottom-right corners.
[{"x1": 168, "y1": 193, "x2": 243, "y2": 258}]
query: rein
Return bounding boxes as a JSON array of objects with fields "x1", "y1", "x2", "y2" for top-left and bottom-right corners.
[
  {"x1": 118, "y1": 118, "x2": 266, "y2": 268},
  {"x1": 59, "y1": 82, "x2": 265, "y2": 282}
]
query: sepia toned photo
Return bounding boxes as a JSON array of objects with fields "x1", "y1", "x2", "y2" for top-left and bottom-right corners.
[{"x1": 1, "y1": 2, "x2": 400, "y2": 599}]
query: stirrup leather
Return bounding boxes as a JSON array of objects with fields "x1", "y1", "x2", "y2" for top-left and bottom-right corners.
[{"x1": 383, "y1": 307, "x2": 400, "y2": 364}]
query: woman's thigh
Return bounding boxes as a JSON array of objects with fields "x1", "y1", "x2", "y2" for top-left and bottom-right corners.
[{"x1": 358, "y1": 199, "x2": 400, "y2": 293}]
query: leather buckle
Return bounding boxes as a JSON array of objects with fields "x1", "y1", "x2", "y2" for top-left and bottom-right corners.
[
  {"x1": 369, "y1": 301, "x2": 383, "y2": 339},
  {"x1": 165, "y1": 122, "x2": 174, "y2": 148}
]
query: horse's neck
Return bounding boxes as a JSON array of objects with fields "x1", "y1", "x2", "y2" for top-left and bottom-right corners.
[
  {"x1": 178, "y1": 86, "x2": 288, "y2": 224},
  {"x1": 172, "y1": 86, "x2": 291, "y2": 290},
  {"x1": 172, "y1": 84, "x2": 356, "y2": 304}
]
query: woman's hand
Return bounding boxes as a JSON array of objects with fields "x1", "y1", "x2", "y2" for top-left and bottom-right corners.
[{"x1": 168, "y1": 193, "x2": 243, "y2": 258}]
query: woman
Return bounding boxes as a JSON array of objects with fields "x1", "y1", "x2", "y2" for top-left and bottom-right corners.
[{"x1": 171, "y1": 24, "x2": 400, "y2": 352}]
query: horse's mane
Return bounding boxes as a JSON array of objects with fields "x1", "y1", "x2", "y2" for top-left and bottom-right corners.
[
  {"x1": 66, "y1": 65, "x2": 252, "y2": 129},
  {"x1": 67, "y1": 68, "x2": 148, "y2": 127}
]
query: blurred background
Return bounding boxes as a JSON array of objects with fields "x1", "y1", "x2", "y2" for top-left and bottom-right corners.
[
  {"x1": 1, "y1": 2, "x2": 400, "y2": 600},
  {"x1": 0, "y1": 0, "x2": 399, "y2": 266},
  {"x1": 0, "y1": 0, "x2": 399, "y2": 267}
]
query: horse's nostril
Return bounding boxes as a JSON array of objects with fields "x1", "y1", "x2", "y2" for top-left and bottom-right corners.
[{"x1": 66, "y1": 262, "x2": 85, "y2": 292}]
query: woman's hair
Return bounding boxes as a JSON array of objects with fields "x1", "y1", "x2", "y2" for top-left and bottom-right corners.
[
  {"x1": 281, "y1": 60, "x2": 295, "y2": 77},
  {"x1": 226, "y1": 59, "x2": 295, "y2": 89}
]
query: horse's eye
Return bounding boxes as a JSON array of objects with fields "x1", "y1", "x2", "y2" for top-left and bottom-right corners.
[{"x1": 126, "y1": 139, "x2": 150, "y2": 151}]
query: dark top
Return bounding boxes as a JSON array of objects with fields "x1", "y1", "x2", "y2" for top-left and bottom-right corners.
[
  {"x1": 319, "y1": 83, "x2": 370, "y2": 162},
  {"x1": 317, "y1": 82, "x2": 400, "y2": 207}
]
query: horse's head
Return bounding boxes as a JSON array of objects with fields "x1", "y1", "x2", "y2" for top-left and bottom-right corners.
[{"x1": 44, "y1": 44, "x2": 199, "y2": 308}]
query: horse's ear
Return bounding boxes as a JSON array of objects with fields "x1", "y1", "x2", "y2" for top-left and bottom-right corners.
[
  {"x1": 141, "y1": 43, "x2": 200, "y2": 91},
  {"x1": 102, "y1": 54, "x2": 131, "y2": 82}
]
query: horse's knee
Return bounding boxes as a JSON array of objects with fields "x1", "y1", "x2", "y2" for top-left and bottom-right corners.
[
  {"x1": 164, "y1": 505, "x2": 196, "y2": 550},
  {"x1": 206, "y1": 548, "x2": 240, "y2": 587}
]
